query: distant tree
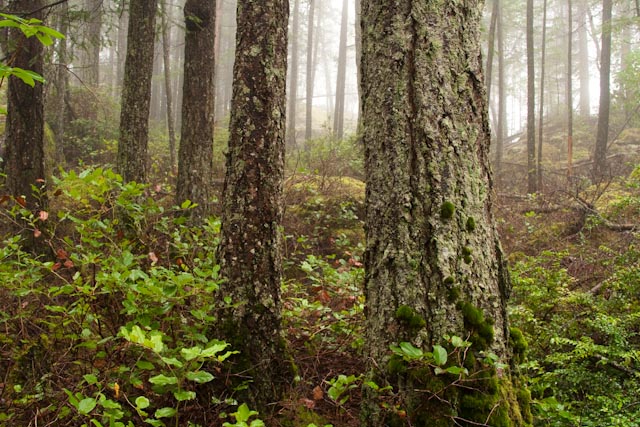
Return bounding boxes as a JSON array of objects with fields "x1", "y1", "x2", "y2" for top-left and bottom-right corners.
[
  {"x1": 527, "y1": 0, "x2": 537, "y2": 193},
  {"x1": 217, "y1": 0, "x2": 291, "y2": 412},
  {"x1": 4, "y1": 0, "x2": 46, "y2": 209},
  {"x1": 360, "y1": 0, "x2": 528, "y2": 425},
  {"x1": 160, "y1": 0, "x2": 177, "y2": 172},
  {"x1": 495, "y1": 0, "x2": 506, "y2": 184},
  {"x1": 577, "y1": 1, "x2": 590, "y2": 116},
  {"x1": 538, "y1": 0, "x2": 548, "y2": 190},
  {"x1": 287, "y1": 0, "x2": 300, "y2": 146},
  {"x1": 81, "y1": 0, "x2": 102, "y2": 87},
  {"x1": 593, "y1": 0, "x2": 612, "y2": 179},
  {"x1": 333, "y1": 0, "x2": 347, "y2": 139},
  {"x1": 117, "y1": 0, "x2": 157, "y2": 184},
  {"x1": 305, "y1": 0, "x2": 315, "y2": 140},
  {"x1": 175, "y1": 0, "x2": 216, "y2": 219},
  {"x1": 485, "y1": 0, "x2": 498, "y2": 105},
  {"x1": 567, "y1": 0, "x2": 574, "y2": 178}
]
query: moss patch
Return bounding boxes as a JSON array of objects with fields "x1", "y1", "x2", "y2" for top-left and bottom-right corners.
[{"x1": 440, "y1": 201, "x2": 456, "y2": 220}]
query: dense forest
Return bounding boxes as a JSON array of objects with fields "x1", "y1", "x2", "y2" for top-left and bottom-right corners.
[{"x1": 0, "y1": 0, "x2": 639, "y2": 426}]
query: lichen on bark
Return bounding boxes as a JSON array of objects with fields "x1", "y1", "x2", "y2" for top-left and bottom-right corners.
[
  {"x1": 360, "y1": 0, "x2": 527, "y2": 425},
  {"x1": 217, "y1": 0, "x2": 292, "y2": 414}
]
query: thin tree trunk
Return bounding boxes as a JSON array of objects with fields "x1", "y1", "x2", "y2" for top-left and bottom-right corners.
[
  {"x1": 354, "y1": 0, "x2": 362, "y2": 129},
  {"x1": 486, "y1": 0, "x2": 499, "y2": 105},
  {"x1": 160, "y1": 0, "x2": 177, "y2": 173},
  {"x1": 117, "y1": 0, "x2": 158, "y2": 184},
  {"x1": 567, "y1": 0, "x2": 574, "y2": 178},
  {"x1": 538, "y1": 0, "x2": 548, "y2": 190},
  {"x1": 526, "y1": 0, "x2": 536, "y2": 193},
  {"x1": 333, "y1": 0, "x2": 348, "y2": 139},
  {"x1": 176, "y1": 0, "x2": 216, "y2": 219},
  {"x1": 578, "y1": 2, "x2": 590, "y2": 116},
  {"x1": 305, "y1": 0, "x2": 315, "y2": 140},
  {"x1": 218, "y1": 0, "x2": 292, "y2": 412},
  {"x1": 287, "y1": 0, "x2": 300, "y2": 146},
  {"x1": 495, "y1": 1, "x2": 506, "y2": 185},
  {"x1": 593, "y1": 0, "x2": 612, "y2": 179}
]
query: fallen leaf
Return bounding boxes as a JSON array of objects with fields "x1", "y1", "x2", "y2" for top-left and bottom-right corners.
[
  {"x1": 38, "y1": 210, "x2": 49, "y2": 221},
  {"x1": 33, "y1": 229, "x2": 42, "y2": 238},
  {"x1": 56, "y1": 248, "x2": 68, "y2": 259},
  {"x1": 312, "y1": 385, "x2": 324, "y2": 400},
  {"x1": 149, "y1": 252, "x2": 158, "y2": 264},
  {"x1": 63, "y1": 260, "x2": 74, "y2": 269},
  {"x1": 300, "y1": 398, "x2": 315, "y2": 409}
]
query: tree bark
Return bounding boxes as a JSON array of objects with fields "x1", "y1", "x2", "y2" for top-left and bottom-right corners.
[
  {"x1": 175, "y1": 0, "x2": 216, "y2": 219},
  {"x1": 495, "y1": 0, "x2": 506, "y2": 185},
  {"x1": 593, "y1": 0, "x2": 612, "y2": 179},
  {"x1": 526, "y1": 0, "x2": 536, "y2": 193},
  {"x1": 82, "y1": 0, "x2": 102, "y2": 87},
  {"x1": 578, "y1": 2, "x2": 590, "y2": 116},
  {"x1": 485, "y1": 0, "x2": 498, "y2": 105},
  {"x1": 360, "y1": 0, "x2": 528, "y2": 425},
  {"x1": 333, "y1": 0, "x2": 348, "y2": 140},
  {"x1": 538, "y1": 0, "x2": 548, "y2": 190},
  {"x1": 160, "y1": 0, "x2": 177, "y2": 173},
  {"x1": 117, "y1": 0, "x2": 157, "y2": 184},
  {"x1": 218, "y1": 0, "x2": 291, "y2": 412},
  {"x1": 567, "y1": 0, "x2": 574, "y2": 178},
  {"x1": 4, "y1": 0, "x2": 46, "y2": 210}
]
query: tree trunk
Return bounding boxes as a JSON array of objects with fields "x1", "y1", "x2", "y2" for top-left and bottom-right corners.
[
  {"x1": 578, "y1": 2, "x2": 590, "y2": 116},
  {"x1": 526, "y1": 0, "x2": 536, "y2": 193},
  {"x1": 117, "y1": 0, "x2": 158, "y2": 184},
  {"x1": 333, "y1": 0, "x2": 348, "y2": 140},
  {"x1": 4, "y1": 0, "x2": 46, "y2": 210},
  {"x1": 82, "y1": 0, "x2": 102, "y2": 87},
  {"x1": 176, "y1": 0, "x2": 216, "y2": 220},
  {"x1": 567, "y1": 0, "x2": 574, "y2": 178},
  {"x1": 354, "y1": 0, "x2": 362, "y2": 129},
  {"x1": 485, "y1": 0, "x2": 498, "y2": 106},
  {"x1": 160, "y1": 0, "x2": 177, "y2": 173},
  {"x1": 495, "y1": 0, "x2": 506, "y2": 185},
  {"x1": 538, "y1": 0, "x2": 548, "y2": 190},
  {"x1": 593, "y1": 0, "x2": 612, "y2": 179},
  {"x1": 116, "y1": 0, "x2": 128, "y2": 90},
  {"x1": 217, "y1": 0, "x2": 291, "y2": 412},
  {"x1": 360, "y1": 0, "x2": 529, "y2": 425},
  {"x1": 305, "y1": 0, "x2": 315, "y2": 140},
  {"x1": 287, "y1": 0, "x2": 300, "y2": 146}
]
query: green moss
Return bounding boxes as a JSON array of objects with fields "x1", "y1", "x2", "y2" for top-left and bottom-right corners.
[
  {"x1": 395, "y1": 305, "x2": 414, "y2": 322},
  {"x1": 440, "y1": 201, "x2": 455, "y2": 220},
  {"x1": 466, "y1": 216, "x2": 476, "y2": 231},
  {"x1": 461, "y1": 246, "x2": 472, "y2": 256},
  {"x1": 443, "y1": 276, "x2": 455, "y2": 286},
  {"x1": 463, "y1": 255, "x2": 473, "y2": 264},
  {"x1": 461, "y1": 302, "x2": 484, "y2": 327},
  {"x1": 447, "y1": 286, "x2": 461, "y2": 303},
  {"x1": 510, "y1": 327, "x2": 528, "y2": 357},
  {"x1": 395, "y1": 305, "x2": 426, "y2": 331},
  {"x1": 478, "y1": 323, "x2": 495, "y2": 342}
]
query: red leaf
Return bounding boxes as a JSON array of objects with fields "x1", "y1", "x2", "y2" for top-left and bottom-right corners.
[
  {"x1": 15, "y1": 196, "x2": 26, "y2": 207},
  {"x1": 38, "y1": 210, "x2": 49, "y2": 221},
  {"x1": 56, "y1": 249, "x2": 68, "y2": 259},
  {"x1": 63, "y1": 260, "x2": 74, "y2": 269},
  {"x1": 33, "y1": 229, "x2": 42, "y2": 238},
  {"x1": 52, "y1": 262, "x2": 62, "y2": 271}
]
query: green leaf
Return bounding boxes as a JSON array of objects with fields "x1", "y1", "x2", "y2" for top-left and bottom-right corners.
[
  {"x1": 154, "y1": 407, "x2": 177, "y2": 418},
  {"x1": 173, "y1": 390, "x2": 196, "y2": 401},
  {"x1": 83, "y1": 374, "x2": 98, "y2": 385},
  {"x1": 185, "y1": 370, "x2": 214, "y2": 384},
  {"x1": 450, "y1": 335, "x2": 465, "y2": 348},
  {"x1": 136, "y1": 360, "x2": 155, "y2": 370},
  {"x1": 444, "y1": 366, "x2": 468, "y2": 375},
  {"x1": 148, "y1": 374, "x2": 178, "y2": 386},
  {"x1": 135, "y1": 396, "x2": 150, "y2": 409},
  {"x1": 160, "y1": 357, "x2": 183, "y2": 368},
  {"x1": 432, "y1": 345, "x2": 448, "y2": 366},
  {"x1": 399, "y1": 342, "x2": 423, "y2": 359},
  {"x1": 200, "y1": 342, "x2": 230, "y2": 358},
  {"x1": 250, "y1": 420, "x2": 266, "y2": 427},
  {"x1": 235, "y1": 403, "x2": 258, "y2": 422},
  {"x1": 180, "y1": 346, "x2": 202, "y2": 361},
  {"x1": 78, "y1": 397, "x2": 97, "y2": 415},
  {"x1": 144, "y1": 418, "x2": 165, "y2": 427}
]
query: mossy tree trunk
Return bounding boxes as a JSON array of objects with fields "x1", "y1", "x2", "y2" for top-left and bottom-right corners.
[
  {"x1": 175, "y1": 0, "x2": 216, "y2": 219},
  {"x1": 117, "y1": 0, "x2": 157, "y2": 184},
  {"x1": 593, "y1": 0, "x2": 612, "y2": 180},
  {"x1": 360, "y1": 1, "x2": 529, "y2": 425},
  {"x1": 217, "y1": 0, "x2": 291, "y2": 413},
  {"x1": 4, "y1": 0, "x2": 46, "y2": 210}
]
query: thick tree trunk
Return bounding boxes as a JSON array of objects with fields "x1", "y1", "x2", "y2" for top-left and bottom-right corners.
[
  {"x1": 287, "y1": 0, "x2": 300, "y2": 146},
  {"x1": 593, "y1": 0, "x2": 612, "y2": 179},
  {"x1": 176, "y1": 0, "x2": 216, "y2": 219},
  {"x1": 218, "y1": 0, "x2": 291, "y2": 412},
  {"x1": 333, "y1": 0, "x2": 348, "y2": 139},
  {"x1": 117, "y1": 0, "x2": 157, "y2": 184},
  {"x1": 526, "y1": 0, "x2": 536, "y2": 193},
  {"x1": 360, "y1": 1, "x2": 528, "y2": 425},
  {"x1": 4, "y1": 0, "x2": 46, "y2": 209},
  {"x1": 567, "y1": 0, "x2": 574, "y2": 178}
]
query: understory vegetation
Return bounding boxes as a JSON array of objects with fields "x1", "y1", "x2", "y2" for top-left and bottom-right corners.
[{"x1": 1, "y1": 118, "x2": 640, "y2": 426}]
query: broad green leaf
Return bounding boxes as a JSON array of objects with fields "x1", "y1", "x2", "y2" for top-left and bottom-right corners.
[
  {"x1": 144, "y1": 418, "x2": 165, "y2": 427},
  {"x1": 185, "y1": 370, "x2": 214, "y2": 384},
  {"x1": 160, "y1": 357, "x2": 183, "y2": 368},
  {"x1": 135, "y1": 396, "x2": 150, "y2": 409},
  {"x1": 399, "y1": 342, "x2": 423, "y2": 359},
  {"x1": 445, "y1": 366, "x2": 468, "y2": 375},
  {"x1": 235, "y1": 403, "x2": 258, "y2": 422},
  {"x1": 83, "y1": 374, "x2": 98, "y2": 385},
  {"x1": 450, "y1": 335, "x2": 465, "y2": 348},
  {"x1": 173, "y1": 390, "x2": 196, "y2": 401},
  {"x1": 200, "y1": 342, "x2": 230, "y2": 358},
  {"x1": 250, "y1": 420, "x2": 266, "y2": 427},
  {"x1": 432, "y1": 345, "x2": 448, "y2": 366},
  {"x1": 136, "y1": 360, "x2": 155, "y2": 370},
  {"x1": 154, "y1": 407, "x2": 177, "y2": 418},
  {"x1": 148, "y1": 374, "x2": 178, "y2": 386},
  {"x1": 180, "y1": 346, "x2": 202, "y2": 361},
  {"x1": 78, "y1": 397, "x2": 97, "y2": 414}
]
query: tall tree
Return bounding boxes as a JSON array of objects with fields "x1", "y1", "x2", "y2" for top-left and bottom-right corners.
[
  {"x1": 217, "y1": 0, "x2": 291, "y2": 412},
  {"x1": 305, "y1": 0, "x2": 315, "y2": 140},
  {"x1": 526, "y1": 0, "x2": 537, "y2": 193},
  {"x1": 4, "y1": 0, "x2": 46, "y2": 208},
  {"x1": 495, "y1": 1, "x2": 506, "y2": 184},
  {"x1": 360, "y1": 0, "x2": 528, "y2": 425},
  {"x1": 578, "y1": 2, "x2": 590, "y2": 116},
  {"x1": 160, "y1": 0, "x2": 177, "y2": 172},
  {"x1": 567, "y1": 0, "x2": 574, "y2": 178},
  {"x1": 538, "y1": 0, "x2": 548, "y2": 189},
  {"x1": 287, "y1": 0, "x2": 300, "y2": 146},
  {"x1": 593, "y1": 0, "x2": 612, "y2": 179},
  {"x1": 333, "y1": 0, "x2": 348, "y2": 139},
  {"x1": 81, "y1": 0, "x2": 102, "y2": 87},
  {"x1": 117, "y1": 0, "x2": 158, "y2": 184},
  {"x1": 485, "y1": 0, "x2": 499, "y2": 105},
  {"x1": 175, "y1": 0, "x2": 216, "y2": 219}
]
